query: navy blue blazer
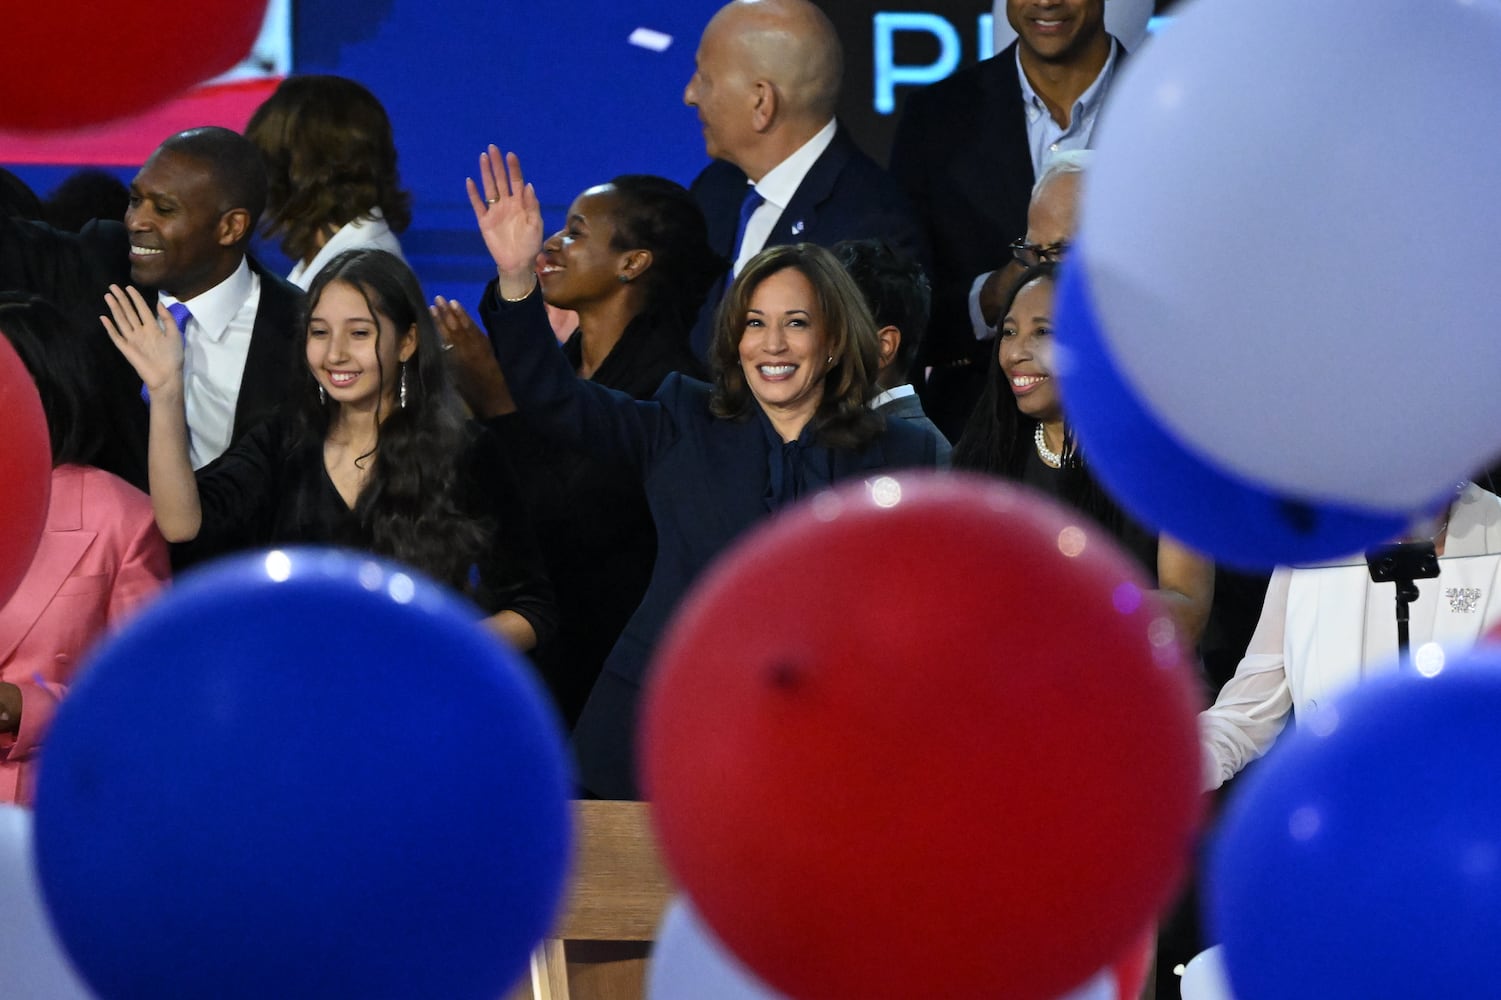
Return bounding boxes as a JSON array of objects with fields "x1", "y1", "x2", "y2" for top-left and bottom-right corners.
[
  {"x1": 876, "y1": 390, "x2": 952, "y2": 466},
  {"x1": 688, "y1": 124, "x2": 930, "y2": 359},
  {"x1": 481, "y1": 285, "x2": 941, "y2": 799}
]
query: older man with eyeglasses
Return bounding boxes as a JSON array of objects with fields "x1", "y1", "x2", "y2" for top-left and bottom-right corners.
[{"x1": 992, "y1": 148, "x2": 1088, "y2": 311}]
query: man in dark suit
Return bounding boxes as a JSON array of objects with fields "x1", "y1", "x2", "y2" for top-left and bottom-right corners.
[
  {"x1": 1, "y1": 129, "x2": 302, "y2": 487},
  {"x1": 834, "y1": 238, "x2": 951, "y2": 464},
  {"x1": 889, "y1": 0, "x2": 1119, "y2": 442},
  {"x1": 683, "y1": 0, "x2": 927, "y2": 359},
  {"x1": 119, "y1": 126, "x2": 303, "y2": 469}
]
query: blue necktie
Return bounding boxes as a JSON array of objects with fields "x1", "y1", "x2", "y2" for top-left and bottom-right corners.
[
  {"x1": 732, "y1": 186, "x2": 765, "y2": 272},
  {"x1": 166, "y1": 301, "x2": 193, "y2": 333},
  {"x1": 142, "y1": 302, "x2": 193, "y2": 402}
]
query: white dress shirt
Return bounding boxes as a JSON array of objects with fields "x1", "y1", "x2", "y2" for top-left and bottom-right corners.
[
  {"x1": 869, "y1": 384, "x2": 916, "y2": 410},
  {"x1": 733, "y1": 119, "x2": 838, "y2": 276},
  {"x1": 286, "y1": 209, "x2": 406, "y2": 290},
  {"x1": 160, "y1": 258, "x2": 259, "y2": 469}
]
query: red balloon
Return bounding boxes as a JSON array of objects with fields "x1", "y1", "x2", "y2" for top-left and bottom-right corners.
[
  {"x1": 0, "y1": 336, "x2": 52, "y2": 606},
  {"x1": 2, "y1": 0, "x2": 267, "y2": 131},
  {"x1": 641, "y1": 473, "x2": 1203, "y2": 1000}
]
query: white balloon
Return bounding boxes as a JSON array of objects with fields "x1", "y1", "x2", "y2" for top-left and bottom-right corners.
[
  {"x1": 1180, "y1": 946, "x2": 1237, "y2": 1000},
  {"x1": 648, "y1": 899, "x2": 787, "y2": 1000},
  {"x1": 1056, "y1": 967, "x2": 1117, "y2": 1000},
  {"x1": 993, "y1": 0, "x2": 1156, "y2": 55},
  {"x1": 1081, "y1": 0, "x2": 1501, "y2": 511},
  {"x1": 0, "y1": 806, "x2": 96, "y2": 999},
  {"x1": 648, "y1": 897, "x2": 1122, "y2": 1000}
]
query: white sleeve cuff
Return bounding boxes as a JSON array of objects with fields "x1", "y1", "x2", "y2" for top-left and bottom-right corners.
[{"x1": 968, "y1": 271, "x2": 998, "y2": 341}]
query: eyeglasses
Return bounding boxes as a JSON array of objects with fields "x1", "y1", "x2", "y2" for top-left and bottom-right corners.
[{"x1": 1008, "y1": 238, "x2": 1071, "y2": 268}]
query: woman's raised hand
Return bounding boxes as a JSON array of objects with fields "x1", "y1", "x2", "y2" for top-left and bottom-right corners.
[
  {"x1": 100, "y1": 284, "x2": 184, "y2": 397},
  {"x1": 468, "y1": 145, "x2": 543, "y2": 296},
  {"x1": 431, "y1": 295, "x2": 517, "y2": 418}
]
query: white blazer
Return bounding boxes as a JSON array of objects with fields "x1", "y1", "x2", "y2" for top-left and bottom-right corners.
[
  {"x1": 286, "y1": 210, "x2": 405, "y2": 290},
  {"x1": 1201, "y1": 484, "x2": 1501, "y2": 790}
]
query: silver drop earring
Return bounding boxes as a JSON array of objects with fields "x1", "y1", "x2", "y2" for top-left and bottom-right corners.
[
  {"x1": 318, "y1": 385, "x2": 326, "y2": 405},
  {"x1": 399, "y1": 363, "x2": 408, "y2": 409}
]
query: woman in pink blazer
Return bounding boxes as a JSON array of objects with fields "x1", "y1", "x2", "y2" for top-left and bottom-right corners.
[{"x1": 0, "y1": 295, "x2": 168, "y2": 805}]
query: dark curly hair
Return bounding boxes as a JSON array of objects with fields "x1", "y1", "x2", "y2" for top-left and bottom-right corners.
[
  {"x1": 245, "y1": 75, "x2": 411, "y2": 264},
  {"x1": 291, "y1": 250, "x2": 487, "y2": 590},
  {"x1": 832, "y1": 238, "x2": 931, "y2": 384},
  {"x1": 952, "y1": 262, "x2": 1127, "y2": 532},
  {"x1": 708, "y1": 243, "x2": 884, "y2": 450}
]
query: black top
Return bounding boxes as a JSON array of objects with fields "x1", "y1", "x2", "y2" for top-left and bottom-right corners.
[
  {"x1": 485, "y1": 315, "x2": 703, "y2": 725},
  {"x1": 187, "y1": 414, "x2": 557, "y2": 642},
  {"x1": 1019, "y1": 447, "x2": 1159, "y2": 583}
]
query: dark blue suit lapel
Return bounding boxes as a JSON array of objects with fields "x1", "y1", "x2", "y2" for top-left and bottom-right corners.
[{"x1": 767, "y1": 128, "x2": 857, "y2": 245}]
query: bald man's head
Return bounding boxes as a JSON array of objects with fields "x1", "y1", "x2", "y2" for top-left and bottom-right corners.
[{"x1": 684, "y1": 0, "x2": 843, "y2": 178}]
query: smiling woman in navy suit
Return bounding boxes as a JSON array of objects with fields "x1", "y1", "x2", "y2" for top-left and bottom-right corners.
[{"x1": 472, "y1": 148, "x2": 942, "y2": 798}]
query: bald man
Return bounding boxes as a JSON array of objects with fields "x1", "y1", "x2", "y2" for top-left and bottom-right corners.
[{"x1": 683, "y1": 0, "x2": 927, "y2": 358}]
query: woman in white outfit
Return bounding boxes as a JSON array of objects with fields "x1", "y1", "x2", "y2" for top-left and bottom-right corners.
[
  {"x1": 245, "y1": 75, "x2": 409, "y2": 289},
  {"x1": 1201, "y1": 482, "x2": 1501, "y2": 790}
]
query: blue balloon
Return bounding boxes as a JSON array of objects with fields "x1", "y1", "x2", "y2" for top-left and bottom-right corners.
[
  {"x1": 1206, "y1": 649, "x2": 1501, "y2": 998},
  {"x1": 1055, "y1": 245, "x2": 1409, "y2": 570},
  {"x1": 33, "y1": 547, "x2": 573, "y2": 1000}
]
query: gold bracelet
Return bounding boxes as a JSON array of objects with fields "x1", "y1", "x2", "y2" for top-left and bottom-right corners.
[{"x1": 500, "y1": 279, "x2": 537, "y2": 303}]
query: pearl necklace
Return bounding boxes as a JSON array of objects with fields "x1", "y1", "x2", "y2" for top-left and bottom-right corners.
[{"x1": 1034, "y1": 424, "x2": 1064, "y2": 468}]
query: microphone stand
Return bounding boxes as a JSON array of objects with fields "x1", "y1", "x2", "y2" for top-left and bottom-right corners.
[{"x1": 1365, "y1": 541, "x2": 1440, "y2": 667}]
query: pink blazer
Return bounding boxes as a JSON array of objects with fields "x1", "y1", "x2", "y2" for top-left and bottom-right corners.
[{"x1": 0, "y1": 464, "x2": 169, "y2": 804}]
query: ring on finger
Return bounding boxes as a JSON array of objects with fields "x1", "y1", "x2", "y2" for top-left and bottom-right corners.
[{"x1": 486, "y1": 197, "x2": 500, "y2": 205}]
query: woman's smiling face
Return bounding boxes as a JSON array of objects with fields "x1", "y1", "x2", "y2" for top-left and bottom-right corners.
[
  {"x1": 306, "y1": 279, "x2": 414, "y2": 414},
  {"x1": 738, "y1": 267, "x2": 832, "y2": 438},
  {"x1": 998, "y1": 275, "x2": 1060, "y2": 424}
]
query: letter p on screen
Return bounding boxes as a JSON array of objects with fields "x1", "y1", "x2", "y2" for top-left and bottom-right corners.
[{"x1": 873, "y1": 12, "x2": 960, "y2": 114}]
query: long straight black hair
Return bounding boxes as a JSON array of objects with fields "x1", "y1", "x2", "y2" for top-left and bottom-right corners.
[{"x1": 952, "y1": 263, "x2": 1129, "y2": 535}]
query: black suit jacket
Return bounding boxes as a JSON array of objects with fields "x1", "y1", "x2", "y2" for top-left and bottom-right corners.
[
  {"x1": 2, "y1": 217, "x2": 303, "y2": 488},
  {"x1": 77, "y1": 220, "x2": 305, "y2": 453},
  {"x1": 888, "y1": 42, "x2": 1036, "y2": 370},
  {"x1": 482, "y1": 287, "x2": 941, "y2": 799},
  {"x1": 230, "y1": 259, "x2": 304, "y2": 444},
  {"x1": 688, "y1": 124, "x2": 930, "y2": 358}
]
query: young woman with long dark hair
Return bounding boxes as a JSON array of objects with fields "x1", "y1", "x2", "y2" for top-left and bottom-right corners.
[{"x1": 103, "y1": 249, "x2": 554, "y2": 649}]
